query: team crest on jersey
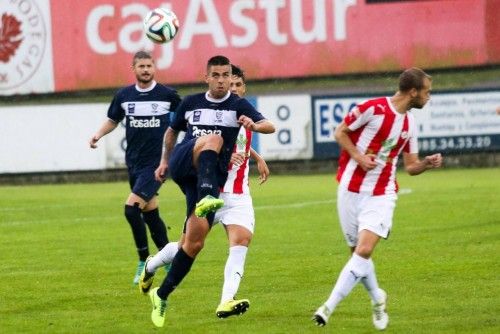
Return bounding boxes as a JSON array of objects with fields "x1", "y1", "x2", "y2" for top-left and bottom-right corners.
[
  {"x1": 151, "y1": 103, "x2": 158, "y2": 113},
  {"x1": 215, "y1": 111, "x2": 223, "y2": 123},
  {"x1": 128, "y1": 103, "x2": 135, "y2": 114},
  {"x1": 401, "y1": 131, "x2": 408, "y2": 139},
  {"x1": 193, "y1": 110, "x2": 201, "y2": 122}
]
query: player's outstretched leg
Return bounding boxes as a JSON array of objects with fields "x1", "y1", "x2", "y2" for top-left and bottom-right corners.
[
  {"x1": 195, "y1": 195, "x2": 224, "y2": 217},
  {"x1": 216, "y1": 299, "x2": 250, "y2": 318},
  {"x1": 312, "y1": 304, "x2": 333, "y2": 327},
  {"x1": 139, "y1": 256, "x2": 155, "y2": 294},
  {"x1": 150, "y1": 287, "x2": 168, "y2": 327},
  {"x1": 371, "y1": 288, "x2": 389, "y2": 330}
]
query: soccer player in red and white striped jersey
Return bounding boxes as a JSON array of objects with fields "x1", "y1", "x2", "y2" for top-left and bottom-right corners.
[
  {"x1": 313, "y1": 68, "x2": 442, "y2": 330},
  {"x1": 213, "y1": 64, "x2": 270, "y2": 318}
]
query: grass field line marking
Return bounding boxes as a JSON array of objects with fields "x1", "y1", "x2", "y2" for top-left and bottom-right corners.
[
  {"x1": 0, "y1": 199, "x2": 186, "y2": 212},
  {"x1": 254, "y1": 199, "x2": 335, "y2": 210},
  {"x1": 1, "y1": 216, "x2": 116, "y2": 227},
  {"x1": 0, "y1": 190, "x2": 413, "y2": 215},
  {"x1": 254, "y1": 189, "x2": 412, "y2": 210}
]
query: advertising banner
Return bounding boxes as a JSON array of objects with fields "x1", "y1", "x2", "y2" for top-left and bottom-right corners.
[
  {"x1": 256, "y1": 95, "x2": 313, "y2": 160},
  {"x1": 414, "y1": 90, "x2": 500, "y2": 153},
  {"x1": 312, "y1": 90, "x2": 500, "y2": 159},
  {"x1": 0, "y1": 0, "x2": 54, "y2": 95},
  {"x1": 2, "y1": 0, "x2": 498, "y2": 95}
]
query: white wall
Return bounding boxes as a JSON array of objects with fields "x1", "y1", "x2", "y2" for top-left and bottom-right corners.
[{"x1": 0, "y1": 103, "x2": 125, "y2": 173}]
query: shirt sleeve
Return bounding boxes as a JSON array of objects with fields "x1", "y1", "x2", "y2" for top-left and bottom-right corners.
[
  {"x1": 344, "y1": 100, "x2": 373, "y2": 131},
  {"x1": 403, "y1": 135, "x2": 419, "y2": 154},
  {"x1": 170, "y1": 98, "x2": 188, "y2": 132},
  {"x1": 169, "y1": 90, "x2": 182, "y2": 112},
  {"x1": 236, "y1": 98, "x2": 265, "y2": 123},
  {"x1": 106, "y1": 93, "x2": 125, "y2": 123},
  {"x1": 165, "y1": 90, "x2": 182, "y2": 128}
]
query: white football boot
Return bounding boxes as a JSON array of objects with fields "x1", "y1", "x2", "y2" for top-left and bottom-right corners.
[
  {"x1": 372, "y1": 288, "x2": 389, "y2": 330},
  {"x1": 312, "y1": 304, "x2": 332, "y2": 327}
]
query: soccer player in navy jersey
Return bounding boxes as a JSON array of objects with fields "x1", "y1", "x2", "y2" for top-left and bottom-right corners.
[
  {"x1": 89, "y1": 51, "x2": 181, "y2": 285},
  {"x1": 312, "y1": 68, "x2": 442, "y2": 330},
  {"x1": 138, "y1": 64, "x2": 270, "y2": 320},
  {"x1": 142, "y1": 55, "x2": 275, "y2": 327}
]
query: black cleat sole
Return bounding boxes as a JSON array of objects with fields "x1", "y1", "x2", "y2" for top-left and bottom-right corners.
[
  {"x1": 216, "y1": 301, "x2": 250, "y2": 319},
  {"x1": 312, "y1": 314, "x2": 326, "y2": 327}
]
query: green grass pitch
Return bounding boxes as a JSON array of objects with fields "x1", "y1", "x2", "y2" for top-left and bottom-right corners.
[{"x1": 0, "y1": 168, "x2": 498, "y2": 333}]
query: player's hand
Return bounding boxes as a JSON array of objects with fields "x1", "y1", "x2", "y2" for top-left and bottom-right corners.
[
  {"x1": 358, "y1": 153, "x2": 377, "y2": 171},
  {"x1": 424, "y1": 153, "x2": 442, "y2": 168},
  {"x1": 238, "y1": 115, "x2": 255, "y2": 131},
  {"x1": 256, "y1": 158, "x2": 269, "y2": 185},
  {"x1": 155, "y1": 160, "x2": 168, "y2": 182},
  {"x1": 230, "y1": 152, "x2": 246, "y2": 167},
  {"x1": 89, "y1": 135, "x2": 99, "y2": 149}
]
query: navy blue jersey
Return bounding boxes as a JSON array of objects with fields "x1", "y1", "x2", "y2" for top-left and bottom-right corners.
[
  {"x1": 170, "y1": 91, "x2": 265, "y2": 171},
  {"x1": 108, "y1": 81, "x2": 181, "y2": 168}
]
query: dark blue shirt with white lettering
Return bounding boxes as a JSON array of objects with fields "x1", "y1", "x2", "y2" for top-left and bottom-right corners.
[
  {"x1": 108, "y1": 81, "x2": 181, "y2": 168},
  {"x1": 170, "y1": 91, "x2": 265, "y2": 173}
]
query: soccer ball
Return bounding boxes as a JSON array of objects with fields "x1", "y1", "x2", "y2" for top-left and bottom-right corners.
[{"x1": 143, "y1": 8, "x2": 179, "y2": 44}]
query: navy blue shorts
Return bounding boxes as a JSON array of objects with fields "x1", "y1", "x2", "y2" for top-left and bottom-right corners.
[
  {"x1": 128, "y1": 165, "x2": 162, "y2": 202},
  {"x1": 169, "y1": 139, "x2": 219, "y2": 225}
]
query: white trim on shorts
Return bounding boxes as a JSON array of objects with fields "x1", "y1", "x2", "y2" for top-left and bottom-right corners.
[
  {"x1": 214, "y1": 192, "x2": 255, "y2": 234},
  {"x1": 337, "y1": 188, "x2": 397, "y2": 247}
]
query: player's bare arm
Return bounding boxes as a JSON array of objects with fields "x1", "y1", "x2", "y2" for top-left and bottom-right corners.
[
  {"x1": 402, "y1": 152, "x2": 443, "y2": 176},
  {"x1": 230, "y1": 152, "x2": 246, "y2": 166},
  {"x1": 250, "y1": 148, "x2": 269, "y2": 185},
  {"x1": 155, "y1": 127, "x2": 179, "y2": 181},
  {"x1": 334, "y1": 121, "x2": 377, "y2": 171},
  {"x1": 238, "y1": 116, "x2": 275, "y2": 134},
  {"x1": 89, "y1": 119, "x2": 118, "y2": 148}
]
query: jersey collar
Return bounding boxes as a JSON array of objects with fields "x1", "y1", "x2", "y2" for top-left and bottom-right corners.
[
  {"x1": 205, "y1": 90, "x2": 231, "y2": 103},
  {"x1": 386, "y1": 96, "x2": 404, "y2": 116},
  {"x1": 135, "y1": 80, "x2": 157, "y2": 92}
]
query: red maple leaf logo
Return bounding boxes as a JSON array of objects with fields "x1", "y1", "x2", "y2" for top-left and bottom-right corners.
[{"x1": 0, "y1": 13, "x2": 24, "y2": 63}]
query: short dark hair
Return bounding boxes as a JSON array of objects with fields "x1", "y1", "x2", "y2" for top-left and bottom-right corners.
[
  {"x1": 231, "y1": 64, "x2": 245, "y2": 82},
  {"x1": 207, "y1": 55, "x2": 230, "y2": 72},
  {"x1": 398, "y1": 67, "x2": 432, "y2": 92},
  {"x1": 132, "y1": 51, "x2": 153, "y2": 66}
]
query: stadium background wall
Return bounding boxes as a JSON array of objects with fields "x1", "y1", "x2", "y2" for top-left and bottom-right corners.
[
  {"x1": 1, "y1": 89, "x2": 499, "y2": 185},
  {"x1": 1, "y1": 0, "x2": 499, "y2": 96}
]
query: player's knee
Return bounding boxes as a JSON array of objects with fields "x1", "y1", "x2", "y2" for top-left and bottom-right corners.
[
  {"x1": 124, "y1": 203, "x2": 141, "y2": 219},
  {"x1": 233, "y1": 235, "x2": 251, "y2": 247},
  {"x1": 185, "y1": 240, "x2": 205, "y2": 256},
  {"x1": 203, "y1": 135, "x2": 223, "y2": 150},
  {"x1": 354, "y1": 244, "x2": 374, "y2": 258}
]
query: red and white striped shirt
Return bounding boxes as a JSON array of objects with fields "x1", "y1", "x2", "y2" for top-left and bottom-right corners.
[
  {"x1": 337, "y1": 97, "x2": 419, "y2": 195},
  {"x1": 222, "y1": 127, "x2": 252, "y2": 194}
]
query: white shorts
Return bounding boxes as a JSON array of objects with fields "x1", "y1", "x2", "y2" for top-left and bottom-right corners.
[
  {"x1": 214, "y1": 193, "x2": 255, "y2": 234},
  {"x1": 337, "y1": 188, "x2": 397, "y2": 247}
]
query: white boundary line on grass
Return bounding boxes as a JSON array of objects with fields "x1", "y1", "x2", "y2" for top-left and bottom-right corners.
[
  {"x1": 254, "y1": 188, "x2": 411, "y2": 210},
  {"x1": 1, "y1": 189, "x2": 413, "y2": 224}
]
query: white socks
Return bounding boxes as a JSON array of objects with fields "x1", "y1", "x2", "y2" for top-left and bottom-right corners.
[
  {"x1": 220, "y1": 245, "x2": 248, "y2": 303},
  {"x1": 324, "y1": 253, "x2": 371, "y2": 311},
  {"x1": 361, "y1": 258, "x2": 384, "y2": 303},
  {"x1": 146, "y1": 241, "x2": 179, "y2": 273}
]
